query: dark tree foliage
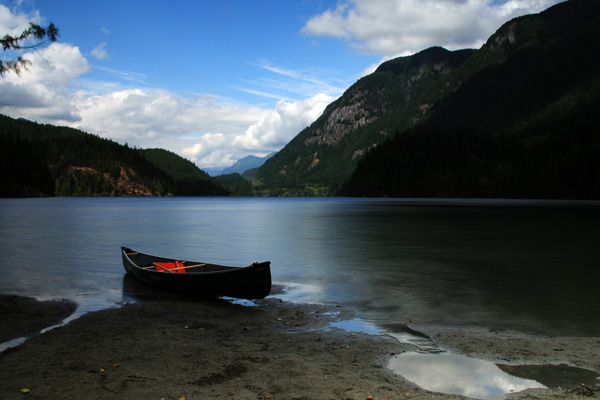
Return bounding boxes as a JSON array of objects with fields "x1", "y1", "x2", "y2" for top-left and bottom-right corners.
[
  {"x1": 141, "y1": 148, "x2": 228, "y2": 196},
  {"x1": 214, "y1": 173, "x2": 255, "y2": 196},
  {"x1": 1, "y1": 22, "x2": 59, "y2": 75},
  {"x1": 0, "y1": 115, "x2": 229, "y2": 197},
  {"x1": 0, "y1": 132, "x2": 53, "y2": 196},
  {"x1": 345, "y1": 104, "x2": 600, "y2": 199}
]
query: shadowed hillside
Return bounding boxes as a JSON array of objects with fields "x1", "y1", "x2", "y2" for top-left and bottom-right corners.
[{"x1": 0, "y1": 115, "x2": 228, "y2": 197}]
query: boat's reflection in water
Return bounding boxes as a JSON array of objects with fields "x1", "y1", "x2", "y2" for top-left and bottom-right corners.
[
  {"x1": 121, "y1": 273, "x2": 175, "y2": 303},
  {"x1": 121, "y1": 273, "x2": 263, "y2": 306}
]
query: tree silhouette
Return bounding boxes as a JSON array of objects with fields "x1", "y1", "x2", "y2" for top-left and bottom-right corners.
[{"x1": 1, "y1": 22, "x2": 59, "y2": 76}]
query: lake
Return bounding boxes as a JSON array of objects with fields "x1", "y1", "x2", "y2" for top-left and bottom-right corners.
[{"x1": 1, "y1": 197, "x2": 599, "y2": 398}]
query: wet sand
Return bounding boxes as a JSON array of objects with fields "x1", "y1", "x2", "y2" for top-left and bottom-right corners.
[
  {"x1": 0, "y1": 295, "x2": 598, "y2": 400},
  {"x1": 0, "y1": 295, "x2": 77, "y2": 343}
]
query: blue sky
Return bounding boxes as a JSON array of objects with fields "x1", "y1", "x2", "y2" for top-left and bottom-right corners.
[
  {"x1": 1, "y1": 0, "x2": 563, "y2": 170},
  {"x1": 36, "y1": 1, "x2": 367, "y2": 104}
]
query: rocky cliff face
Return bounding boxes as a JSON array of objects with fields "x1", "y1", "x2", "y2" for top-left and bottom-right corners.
[
  {"x1": 304, "y1": 87, "x2": 385, "y2": 147},
  {"x1": 303, "y1": 47, "x2": 471, "y2": 149},
  {"x1": 254, "y1": 47, "x2": 474, "y2": 195}
]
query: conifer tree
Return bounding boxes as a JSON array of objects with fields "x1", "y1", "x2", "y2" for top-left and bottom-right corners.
[{"x1": 1, "y1": 22, "x2": 59, "y2": 75}]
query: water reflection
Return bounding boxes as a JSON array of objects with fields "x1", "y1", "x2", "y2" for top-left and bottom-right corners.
[
  {"x1": 278, "y1": 199, "x2": 600, "y2": 336},
  {"x1": 329, "y1": 318, "x2": 381, "y2": 335},
  {"x1": 389, "y1": 352, "x2": 546, "y2": 400}
]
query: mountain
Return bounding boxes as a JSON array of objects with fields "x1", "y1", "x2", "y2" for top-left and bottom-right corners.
[
  {"x1": 346, "y1": 0, "x2": 600, "y2": 199},
  {"x1": 219, "y1": 153, "x2": 274, "y2": 176},
  {"x1": 254, "y1": 0, "x2": 600, "y2": 198},
  {"x1": 253, "y1": 46, "x2": 475, "y2": 196},
  {"x1": 0, "y1": 115, "x2": 228, "y2": 197},
  {"x1": 206, "y1": 153, "x2": 274, "y2": 177}
]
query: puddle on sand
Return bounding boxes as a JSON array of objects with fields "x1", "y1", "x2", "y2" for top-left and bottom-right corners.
[
  {"x1": 327, "y1": 319, "x2": 544, "y2": 398},
  {"x1": 222, "y1": 297, "x2": 259, "y2": 307},
  {"x1": 336, "y1": 322, "x2": 600, "y2": 400},
  {"x1": 390, "y1": 352, "x2": 600, "y2": 400},
  {"x1": 329, "y1": 318, "x2": 381, "y2": 335},
  {"x1": 390, "y1": 352, "x2": 546, "y2": 400}
]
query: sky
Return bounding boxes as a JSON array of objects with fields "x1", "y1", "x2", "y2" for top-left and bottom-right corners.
[{"x1": 0, "y1": 0, "x2": 563, "y2": 171}]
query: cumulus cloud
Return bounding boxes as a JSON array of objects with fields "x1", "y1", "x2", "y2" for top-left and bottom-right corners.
[
  {"x1": 234, "y1": 94, "x2": 334, "y2": 151},
  {"x1": 0, "y1": 42, "x2": 89, "y2": 122},
  {"x1": 2, "y1": 46, "x2": 334, "y2": 168},
  {"x1": 302, "y1": 0, "x2": 563, "y2": 56},
  {"x1": 0, "y1": 3, "x2": 41, "y2": 37},
  {"x1": 181, "y1": 133, "x2": 231, "y2": 168},
  {"x1": 74, "y1": 89, "x2": 270, "y2": 152},
  {"x1": 183, "y1": 94, "x2": 334, "y2": 167}
]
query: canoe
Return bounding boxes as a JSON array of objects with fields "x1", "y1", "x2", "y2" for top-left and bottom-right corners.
[{"x1": 121, "y1": 247, "x2": 271, "y2": 299}]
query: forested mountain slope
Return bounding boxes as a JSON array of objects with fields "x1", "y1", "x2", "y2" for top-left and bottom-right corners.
[
  {"x1": 254, "y1": 47, "x2": 475, "y2": 196},
  {"x1": 255, "y1": 0, "x2": 600, "y2": 199},
  {"x1": 0, "y1": 115, "x2": 228, "y2": 197},
  {"x1": 347, "y1": 0, "x2": 600, "y2": 199}
]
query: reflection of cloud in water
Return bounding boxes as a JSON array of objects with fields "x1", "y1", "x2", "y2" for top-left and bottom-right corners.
[
  {"x1": 329, "y1": 318, "x2": 381, "y2": 335},
  {"x1": 389, "y1": 352, "x2": 546, "y2": 400},
  {"x1": 275, "y1": 282, "x2": 325, "y2": 304}
]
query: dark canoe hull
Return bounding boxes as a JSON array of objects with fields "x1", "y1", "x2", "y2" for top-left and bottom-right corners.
[{"x1": 121, "y1": 247, "x2": 271, "y2": 299}]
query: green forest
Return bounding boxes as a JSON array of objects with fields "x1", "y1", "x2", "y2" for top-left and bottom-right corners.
[
  {"x1": 0, "y1": 115, "x2": 228, "y2": 197},
  {"x1": 344, "y1": 107, "x2": 600, "y2": 198}
]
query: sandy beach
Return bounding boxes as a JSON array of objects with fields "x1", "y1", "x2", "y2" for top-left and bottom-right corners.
[{"x1": 0, "y1": 294, "x2": 598, "y2": 400}]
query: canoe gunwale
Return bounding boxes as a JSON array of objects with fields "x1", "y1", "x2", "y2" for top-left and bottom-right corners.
[{"x1": 121, "y1": 249, "x2": 263, "y2": 276}]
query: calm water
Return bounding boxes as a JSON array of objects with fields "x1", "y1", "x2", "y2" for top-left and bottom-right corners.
[
  {"x1": 1, "y1": 197, "x2": 599, "y2": 333},
  {"x1": 1, "y1": 197, "x2": 599, "y2": 398}
]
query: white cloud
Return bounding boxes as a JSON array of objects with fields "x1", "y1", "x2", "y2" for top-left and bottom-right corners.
[
  {"x1": 182, "y1": 94, "x2": 334, "y2": 168},
  {"x1": 0, "y1": 42, "x2": 89, "y2": 122},
  {"x1": 1, "y1": 46, "x2": 334, "y2": 169},
  {"x1": 91, "y1": 42, "x2": 109, "y2": 60},
  {"x1": 302, "y1": 0, "x2": 564, "y2": 56},
  {"x1": 0, "y1": 3, "x2": 41, "y2": 38},
  {"x1": 73, "y1": 89, "x2": 271, "y2": 154},
  {"x1": 235, "y1": 93, "x2": 334, "y2": 151},
  {"x1": 181, "y1": 133, "x2": 231, "y2": 168}
]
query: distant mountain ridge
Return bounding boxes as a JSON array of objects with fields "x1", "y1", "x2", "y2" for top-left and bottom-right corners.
[
  {"x1": 219, "y1": 153, "x2": 274, "y2": 176},
  {"x1": 254, "y1": 0, "x2": 600, "y2": 198}
]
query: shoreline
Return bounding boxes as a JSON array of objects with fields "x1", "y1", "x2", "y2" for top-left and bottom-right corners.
[
  {"x1": 1, "y1": 295, "x2": 599, "y2": 400},
  {"x1": 0, "y1": 295, "x2": 77, "y2": 343}
]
